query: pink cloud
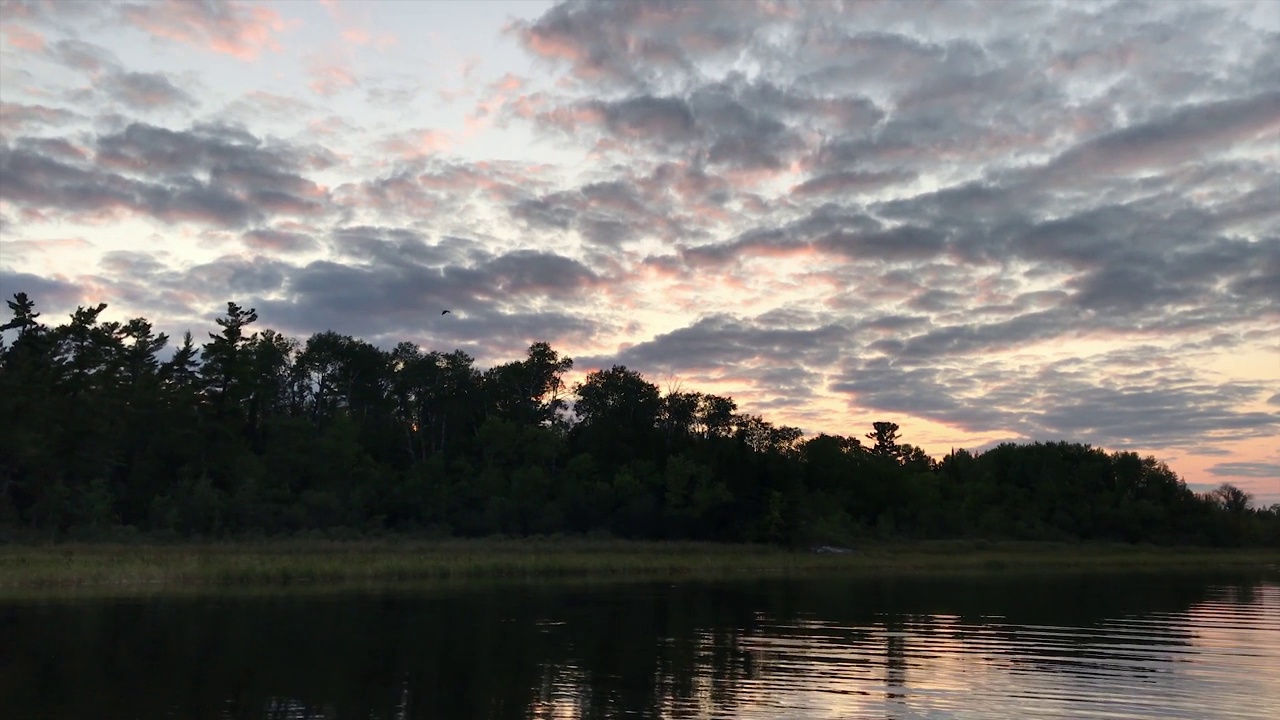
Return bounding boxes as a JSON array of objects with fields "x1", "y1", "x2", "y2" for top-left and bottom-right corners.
[
  {"x1": 435, "y1": 58, "x2": 482, "y2": 104},
  {"x1": 522, "y1": 30, "x2": 588, "y2": 64},
  {"x1": 306, "y1": 115, "x2": 360, "y2": 137},
  {"x1": 339, "y1": 27, "x2": 397, "y2": 48},
  {"x1": 0, "y1": 102, "x2": 81, "y2": 134},
  {"x1": 465, "y1": 73, "x2": 527, "y2": 134},
  {"x1": 119, "y1": 0, "x2": 293, "y2": 60},
  {"x1": 376, "y1": 129, "x2": 452, "y2": 160},
  {"x1": 319, "y1": 0, "x2": 392, "y2": 45},
  {"x1": 341, "y1": 27, "x2": 370, "y2": 44},
  {"x1": 309, "y1": 64, "x2": 358, "y2": 96},
  {"x1": 507, "y1": 91, "x2": 550, "y2": 120},
  {"x1": 3, "y1": 24, "x2": 45, "y2": 51},
  {"x1": 242, "y1": 227, "x2": 317, "y2": 254},
  {"x1": 1, "y1": 237, "x2": 94, "y2": 262}
]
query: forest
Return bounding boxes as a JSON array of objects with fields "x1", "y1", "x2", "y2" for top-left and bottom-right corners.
[{"x1": 1, "y1": 292, "x2": 1276, "y2": 546}]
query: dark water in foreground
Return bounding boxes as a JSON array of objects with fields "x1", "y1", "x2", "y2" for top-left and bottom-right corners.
[{"x1": 2, "y1": 573, "x2": 1278, "y2": 720}]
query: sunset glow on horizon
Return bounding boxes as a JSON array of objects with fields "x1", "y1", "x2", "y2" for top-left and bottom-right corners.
[{"x1": 1, "y1": 0, "x2": 1277, "y2": 502}]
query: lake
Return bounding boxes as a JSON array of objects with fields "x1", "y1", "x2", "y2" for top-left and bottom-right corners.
[{"x1": 2, "y1": 572, "x2": 1278, "y2": 719}]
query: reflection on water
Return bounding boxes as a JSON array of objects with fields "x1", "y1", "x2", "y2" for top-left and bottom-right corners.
[{"x1": 2, "y1": 574, "x2": 1278, "y2": 719}]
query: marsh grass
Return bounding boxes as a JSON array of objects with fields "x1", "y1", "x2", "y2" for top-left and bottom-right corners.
[{"x1": 1, "y1": 539, "x2": 1276, "y2": 597}]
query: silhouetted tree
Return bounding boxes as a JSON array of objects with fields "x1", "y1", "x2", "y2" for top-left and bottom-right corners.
[{"x1": 0, "y1": 291, "x2": 1275, "y2": 547}]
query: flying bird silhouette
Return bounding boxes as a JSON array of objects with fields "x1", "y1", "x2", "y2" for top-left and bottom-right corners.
[{"x1": 441, "y1": 310, "x2": 451, "y2": 315}]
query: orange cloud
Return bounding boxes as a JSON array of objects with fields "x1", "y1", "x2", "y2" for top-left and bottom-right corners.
[{"x1": 119, "y1": 0, "x2": 293, "y2": 60}]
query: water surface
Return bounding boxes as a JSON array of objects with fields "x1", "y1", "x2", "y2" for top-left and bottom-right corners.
[{"x1": 3, "y1": 573, "x2": 1278, "y2": 719}]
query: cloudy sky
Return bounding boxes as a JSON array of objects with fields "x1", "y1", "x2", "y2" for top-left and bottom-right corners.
[{"x1": 1, "y1": 0, "x2": 1277, "y2": 502}]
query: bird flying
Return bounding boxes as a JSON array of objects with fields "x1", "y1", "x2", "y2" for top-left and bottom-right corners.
[{"x1": 441, "y1": 310, "x2": 451, "y2": 315}]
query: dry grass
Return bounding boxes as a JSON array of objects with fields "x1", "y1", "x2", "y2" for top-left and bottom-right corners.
[{"x1": 1, "y1": 538, "x2": 1275, "y2": 596}]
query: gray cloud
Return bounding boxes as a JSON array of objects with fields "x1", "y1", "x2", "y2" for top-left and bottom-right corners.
[
  {"x1": 833, "y1": 352, "x2": 1280, "y2": 448},
  {"x1": 603, "y1": 95, "x2": 695, "y2": 142},
  {"x1": 1040, "y1": 91, "x2": 1280, "y2": 183},
  {"x1": 1206, "y1": 463, "x2": 1280, "y2": 480},
  {"x1": 49, "y1": 38, "x2": 117, "y2": 74},
  {"x1": 818, "y1": 225, "x2": 948, "y2": 262},
  {"x1": 482, "y1": 250, "x2": 600, "y2": 296},
  {"x1": 792, "y1": 170, "x2": 913, "y2": 199},
  {"x1": 242, "y1": 228, "x2": 318, "y2": 254},
  {"x1": 507, "y1": 177, "x2": 690, "y2": 247},
  {"x1": 581, "y1": 313, "x2": 849, "y2": 376},
  {"x1": 256, "y1": 257, "x2": 599, "y2": 360},
  {"x1": 1, "y1": 121, "x2": 332, "y2": 228},
  {"x1": 0, "y1": 102, "x2": 83, "y2": 135},
  {"x1": 47, "y1": 38, "x2": 194, "y2": 111},
  {"x1": 0, "y1": 271, "x2": 83, "y2": 314},
  {"x1": 228, "y1": 238, "x2": 608, "y2": 358},
  {"x1": 101, "y1": 71, "x2": 195, "y2": 110}
]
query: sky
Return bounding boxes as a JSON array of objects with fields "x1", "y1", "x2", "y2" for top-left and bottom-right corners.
[{"x1": 0, "y1": 0, "x2": 1277, "y2": 504}]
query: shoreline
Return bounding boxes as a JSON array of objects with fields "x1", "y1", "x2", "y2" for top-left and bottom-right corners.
[{"x1": 2, "y1": 539, "x2": 1277, "y2": 595}]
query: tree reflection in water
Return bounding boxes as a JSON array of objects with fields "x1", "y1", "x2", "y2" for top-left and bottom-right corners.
[{"x1": 1, "y1": 573, "x2": 1276, "y2": 720}]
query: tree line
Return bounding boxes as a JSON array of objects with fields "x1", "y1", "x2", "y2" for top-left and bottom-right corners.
[{"x1": 1, "y1": 293, "x2": 1275, "y2": 545}]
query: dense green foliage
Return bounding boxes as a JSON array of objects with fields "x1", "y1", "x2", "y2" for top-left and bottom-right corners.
[{"x1": 1, "y1": 293, "x2": 1276, "y2": 545}]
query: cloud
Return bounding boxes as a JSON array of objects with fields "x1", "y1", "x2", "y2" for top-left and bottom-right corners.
[
  {"x1": 833, "y1": 350, "x2": 1280, "y2": 448},
  {"x1": 242, "y1": 228, "x2": 318, "y2": 254},
  {"x1": 309, "y1": 64, "x2": 359, "y2": 96},
  {"x1": 48, "y1": 38, "x2": 118, "y2": 75},
  {"x1": 0, "y1": 102, "x2": 82, "y2": 135},
  {"x1": 100, "y1": 71, "x2": 195, "y2": 110},
  {"x1": 3, "y1": 0, "x2": 1278, "y2": 489},
  {"x1": 1, "y1": 121, "x2": 332, "y2": 228},
  {"x1": 79, "y1": 250, "x2": 293, "y2": 320},
  {"x1": 0, "y1": 237, "x2": 94, "y2": 267},
  {"x1": 249, "y1": 249, "x2": 602, "y2": 357},
  {"x1": 376, "y1": 128, "x2": 452, "y2": 160},
  {"x1": 1207, "y1": 462, "x2": 1280, "y2": 479},
  {"x1": 0, "y1": 271, "x2": 85, "y2": 315},
  {"x1": 43, "y1": 38, "x2": 194, "y2": 111},
  {"x1": 506, "y1": 176, "x2": 694, "y2": 248},
  {"x1": 118, "y1": 0, "x2": 292, "y2": 60},
  {"x1": 1040, "y1": 91, "x2": 1280, "y2": 182},
  {"x1": 818, "y1": 225, "x2": 948, "y2": 262},
  {"x1": 2, "y1": 23, "x2": 45, "y2": 51},
  {"x1": 514, "y1": 0, "x2": 754, "y2": 87},
  {"x1": 584, "y1": 313, "x2": 848, "y2": 377},
  {"x1": 222, "y1": 91, "x2": 316, "y2": 121},
  {"x1": 792, "y1": 170, "x2": 914, "y2": 198}
]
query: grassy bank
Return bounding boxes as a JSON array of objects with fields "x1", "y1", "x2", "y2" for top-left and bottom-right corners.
[{"x1": 2, "y1": 539, "x2": 1277, "y2": 594}]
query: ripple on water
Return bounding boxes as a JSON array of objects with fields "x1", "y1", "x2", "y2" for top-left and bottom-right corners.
[{"x1": 649, "y1": 582, "x2": 1280, "y2": 720}]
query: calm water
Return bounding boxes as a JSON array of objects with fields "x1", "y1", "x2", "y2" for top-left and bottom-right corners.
[{"x1": 2, "y1": 573, "x2": 1278, "y2": 719}]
